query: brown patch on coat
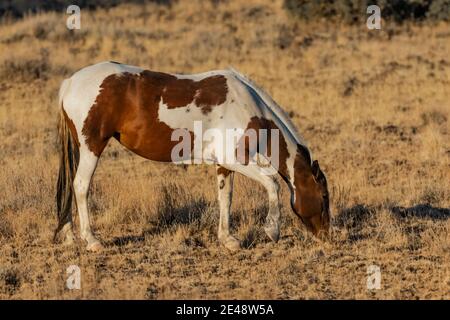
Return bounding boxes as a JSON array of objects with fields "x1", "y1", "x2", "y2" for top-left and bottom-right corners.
[
  {"x1": 150, "y1": 71, "x2": 228, "y2": 114},
  {"x1": 217, "y1": 166, "x2": 232, "y2": 178},
  {"x1": 216, "y1": 166, "x2": 232, "y2": 189},
  {"x1": 62, "y1": 106, "x2": 80, "y2": 148},
  {"x1": 236, "y1": 116, "x2": 290, "y2": 179},
  {"x1": 83, "y1": 72, "x2": 195, "y2": 160}
]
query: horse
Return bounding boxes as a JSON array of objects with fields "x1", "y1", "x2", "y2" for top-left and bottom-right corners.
[{"x1": 55, "y1": 61, "x2": 330, "y2": 251}]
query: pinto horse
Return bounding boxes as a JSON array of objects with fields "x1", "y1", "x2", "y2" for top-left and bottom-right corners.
[{"x1": 55, "y1": 61, "x2": 330, "y2": 251}]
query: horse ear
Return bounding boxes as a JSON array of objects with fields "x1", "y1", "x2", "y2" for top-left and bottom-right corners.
[{"x1": 312, "y1": 160, "x2": 320, "y2": 179}]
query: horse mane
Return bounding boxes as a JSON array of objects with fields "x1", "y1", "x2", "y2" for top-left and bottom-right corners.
[{"x1": 228, "y1": 67, "x2": 308, "y2": 151}]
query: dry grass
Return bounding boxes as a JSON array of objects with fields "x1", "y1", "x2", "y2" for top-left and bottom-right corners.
[{"x1": 0, "y1": 0, "x2": 449, "y2": 299}]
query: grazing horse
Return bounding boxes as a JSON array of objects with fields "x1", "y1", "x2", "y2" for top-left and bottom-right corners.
[{"x1": 55, "y1": 61, "x2": 330, "y2": 251}]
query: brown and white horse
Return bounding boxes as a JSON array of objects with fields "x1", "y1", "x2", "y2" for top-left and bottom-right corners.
[{"x1": 55, "y1": 61, "x2": 330, "y2": 251}]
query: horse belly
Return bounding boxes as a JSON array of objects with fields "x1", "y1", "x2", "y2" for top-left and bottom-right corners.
[{"x1": 117, "y1": 121, "x2": 194, "y2": 162}]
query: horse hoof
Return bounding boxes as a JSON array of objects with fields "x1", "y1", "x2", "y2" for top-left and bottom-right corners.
[
  {"x1": 86, "y1": 241, "x2": 103, "y2": 252},
  {"x1": 221, "y1": 236, "x2": 241, "y2": 251},
  {"x1": 264, "y1": 225, "x2": 280, "y2": 243}
]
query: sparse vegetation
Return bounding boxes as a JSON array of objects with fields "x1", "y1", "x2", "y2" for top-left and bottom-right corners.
[
  {"x1": 0, "y1": 0, "x2": 448, "y2": 299},
  {"x1": 284, "y1": 0, "x2": 450, "y2": 23}
]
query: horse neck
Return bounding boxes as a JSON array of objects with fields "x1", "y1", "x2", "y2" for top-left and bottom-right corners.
[{"x1": 278, "y1": 134, "x2": 312, "y2": 201}]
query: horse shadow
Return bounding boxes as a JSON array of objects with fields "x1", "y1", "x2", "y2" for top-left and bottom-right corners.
[
  {"x1": 334, "y1": 204, "x2": 376, "y2": 229},
  {"x1": 109, "y1": 234, "x2": 146, "y2": 247},
  {"x1": 335, "y1": 203, "x2": 449, "y2": 225},
  {"x1": 333, "y1": 204, "x2": 376, "y2": 242},
  {"x1": 108, "y1": 201, "x2": 270, "y2": 249},
  {"x1": 107, "y1": 197, "x2": 209, "y2": 247},
  {"x1": 333, "y1": 203, "x2": 449, "y2": 243},
  {"x1": 108, "y1": 194, "x2": 449, "y2": 248},
  {"x1": 232, "y1": 204, "x2": 268, "y2": 249},
  {"x1": 390, "y1": 204, "x2": 449, "y2": 251},
  {"x1": 390, "y1": 204, "x2": 449, "y2": 220}
]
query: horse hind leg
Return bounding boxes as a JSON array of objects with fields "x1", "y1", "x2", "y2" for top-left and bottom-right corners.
[{"x1": 73, "y1": 149, "x2": 103, "y2": 251}]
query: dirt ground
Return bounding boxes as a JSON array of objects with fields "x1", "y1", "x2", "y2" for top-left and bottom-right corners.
[{"x1": 0, "y1": 0, "x2": 449, "y2": 299}]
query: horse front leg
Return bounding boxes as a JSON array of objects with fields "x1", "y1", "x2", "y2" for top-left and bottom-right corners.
[
  {"x1": 226, "y1": 164, "x2": 281, "y2": 243},
  {"x1": 216, "y1": 165, "x2": 241, "y2": 251},
  {"x1": 263, "y1": 178, "x2": 281, "y2": 243}
]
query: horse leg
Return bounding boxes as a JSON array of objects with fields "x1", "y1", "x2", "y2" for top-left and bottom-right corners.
[
  {"x1": 261, "y1": 178, "x2": 281, "y2": 242},
  {"x1": 227, "y1": 164, "x2": 281, "y2": 242},
  {"x1": 216, "y1": 165, "x2": 240, "y2": 251},
  {"x1": 73, "y1": 149, "x2": 102, "y2": 251}
]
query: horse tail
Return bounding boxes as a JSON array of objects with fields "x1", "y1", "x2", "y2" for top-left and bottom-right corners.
[{"x1": 54, "y1": 79, "x2": 79, "y2": 242}]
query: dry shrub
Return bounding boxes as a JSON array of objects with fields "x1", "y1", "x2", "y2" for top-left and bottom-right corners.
[
  {"x1": 0, "y1": 0, "x2": 175, "y2": 19},
  {"x1": 0, "y1": 49, "x2": 71, "y2": 81},
  {"x1": 0, "y1": 52, "x2": 51, "y2": 81},
  {"x1": 0, "y1": 267, "x2": 21, "y2": 295},
  {"x1": 0, "y1": 218, "x2": 13, "y2": 240},
  {"x1": 284, "y1": 0, "x2": 450, "y2": 23}
]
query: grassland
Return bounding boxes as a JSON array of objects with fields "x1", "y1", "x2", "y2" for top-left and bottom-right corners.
[{"x1": 0, "y1": 0, "x2": 448, "y2": 299}]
